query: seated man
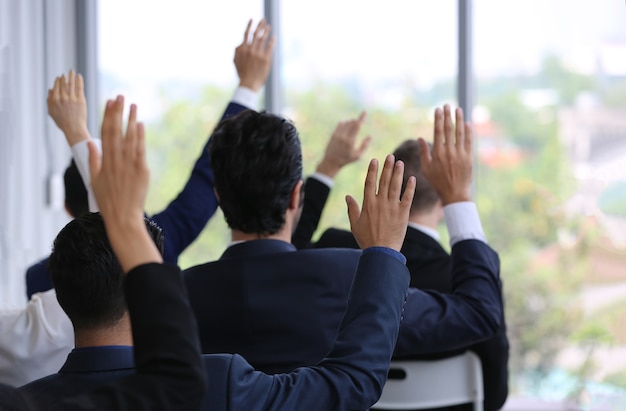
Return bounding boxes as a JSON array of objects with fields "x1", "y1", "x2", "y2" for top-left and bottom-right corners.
[
  {"x1": 17, "y1": 94, "x2": 416, "y2": 410},
  {"x1": 4, "y1": 17, "x2": 274, "y2": 388},
  {"x1": 298, "y1": 138, "x2": 510, "y2": 411},
  {"x1": 183, "y1": 105, "x2": 503, "y2": 374}
]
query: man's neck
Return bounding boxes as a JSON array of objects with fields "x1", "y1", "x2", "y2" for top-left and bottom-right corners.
[
  {"x1": 74, "y1": 316, "x2": 132, "y2": 348},
  {"x1": 230, "y1": 228, "x2": 292, "y2": 244},
  {"x1": 408, "y1": 212, "x2": 440, "y2": 230}
]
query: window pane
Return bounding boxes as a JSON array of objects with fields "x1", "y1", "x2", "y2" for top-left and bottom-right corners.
[
  {"x1": 280, "y1": 0, "x2": 457, "y2": 232},
  {"x1": 98, "y1": 0, "x2": 262, "y2": 266},
  {"x1": 475, "y1": 0, "x2": 626, "y2": 407}
]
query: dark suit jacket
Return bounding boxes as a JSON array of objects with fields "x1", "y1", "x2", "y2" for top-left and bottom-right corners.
[
  {"x1": 296, "y1": 176, "x2": 509, "y2": 411},
  {"x1": 184, "y1": 234, "x2": 503, "y2": 374},
  {"x1": 14, "y1": 250, "x2": 411, "y2": 410},
  {"x1": 16, "y1": 263, "x2": 206, "y2": 410},
  {"x1": 24, "y1": 102, "x2": 250, "y2": 300}
]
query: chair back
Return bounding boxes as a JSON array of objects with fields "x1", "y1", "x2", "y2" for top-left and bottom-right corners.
[{"x1": 373, "y1": 351, "x2": 483, "y2": 410}]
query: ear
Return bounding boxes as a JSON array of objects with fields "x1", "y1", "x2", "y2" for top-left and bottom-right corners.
[
  {"x1": 288, "y1": 180, "x2": 304, "y2": 211},
  {"x1": 213, "y1": 187, "x2": 221, "y2": 204}
]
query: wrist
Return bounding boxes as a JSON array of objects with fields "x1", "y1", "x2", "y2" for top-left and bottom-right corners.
[
  {"x1": 62, "y1": 125, "x2": 91, "y2": 146},
  {"x1": 315, "y1": 161, "x2": 340, "y2": 179}
]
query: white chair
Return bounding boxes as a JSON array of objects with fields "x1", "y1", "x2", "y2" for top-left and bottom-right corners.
[{"x1": 372, "y1": 351, "x2": 484, "y2": 411}]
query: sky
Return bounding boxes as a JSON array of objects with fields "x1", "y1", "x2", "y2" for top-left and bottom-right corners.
[{"x1": 98, "y1": 0, "x2": 626, "y2": 117}]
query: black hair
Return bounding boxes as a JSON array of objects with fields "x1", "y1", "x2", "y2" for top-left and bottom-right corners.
[
  {"x1": 393, "y1": 140, "x2": 440, "y2": 213},
  {"x1": 209, "y1": 110, "x2": 303, "y2": 235},
  {"x1": 63, "y1": 159, "x2": 89, "y2": 217},
  {"x1": 49, "y1": 212, "x2": 164, "y2": 331}
]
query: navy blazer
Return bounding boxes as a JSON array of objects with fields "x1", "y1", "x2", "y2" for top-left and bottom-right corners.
[
  {"x1": 185, "y1": 234, "x2": 502, "y2": 375},
  {"x1": 24, "y1": 102, "x2": 250, "y2": 299},
  {"x1": 296, "y1": 176, "x2": 509, "y2": 410},
  {"x1": 13, "y1": 250, "x2": 410, "y2": 410},
  {"x1": 184, "y1": 240, "x2": 362, "y2": 373}
]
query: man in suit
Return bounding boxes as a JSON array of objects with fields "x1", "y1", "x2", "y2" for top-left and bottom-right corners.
[
  {"x1": 297, "y1": 137, "x2": 509, "y2": 411},
  {"x1": 16, "y1": 93, "x2": 419, "y2": 409},
  {"x1": 2, "y1": 18, "x2": 275, "y2": 388},
  {"x1": 184, "y1": 104, "x2": 504, "y2": 376}
]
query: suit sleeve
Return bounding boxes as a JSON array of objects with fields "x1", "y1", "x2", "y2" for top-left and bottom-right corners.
[
  {"x1": 291, "y1": 177, "x2": 331, "y2": 249},
  {"x1": 207, "y1": 251, "x2": 410, "y2": 410},
  {"x1": 150, "y1": 102, "x2": 250, "y2": 264},
  {"x1": 394, "y1": 239, "x2": 503, "y2": 356},
  {"x1": 58, "y1": 263, "x2": 206, "y2": 411}
]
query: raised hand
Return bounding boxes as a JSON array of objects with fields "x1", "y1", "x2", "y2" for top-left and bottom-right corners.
[
  {"x1": 316, "y1": 112, "x2": 372, "y2": 178},
  {"x1": 346, "y1": 155, "x2": 415, "y2": 251},
  {"x1": 418, "y1": 105, "x2": 473, "y2": 205},
  {"x1": 88, "y1": 96, "x2": 161, "y2": 272},
  {"x1": 47, "y1": 70, "x2": 91, "y2": 146},
  {"x1": 234, "y1": 19, "x2": 276, "y2": 92}
]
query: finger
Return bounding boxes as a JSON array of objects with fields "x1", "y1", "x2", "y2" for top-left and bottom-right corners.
[
  {"x1": 401, "y1": 176, "x2": 417, "y2": 213},
  {"x1": 100, "y1": 100, "x2": 115, "y2": 169},
  {"x1": 136, "y1": 122, "x2": 147, "y2": 169},
  {"x1": 125, "y1": 104, "x2": 138, "y2": 163},
  {"x1": 388, "y1": 160, "x2": 405, "y2": 201},
  {"x1": 443, "y1": 104, "x2": 453, "y2": 147},
  {"x1": 252, "y1": 19, "x2": 266, "y2": 46},
  {"x1": 358, "y1": 111, "x2": 367, "y2": 124},
  {"x1": 464, "y1": 122, "x2": 473, "y2": 154},
  {"x1": 60, "y1": 75, "x2": 68, "y2": 96},
  {"x1": 87, "y1": 140, "x2": 102, "y2": 184},
  {"x1": 68, "y1": 70, "x2": 75, "y2": 97},
  {"x1": 432, "y1": 108, "x2": 444, "y2": 154},
  {"x1": 265, "y1": 35, "x2": 277, "y2": 56},
  {"x1": 356, "y1": 135, "x2": 372, "y2": 157},
  {"x1": 77, "y1": 74, "x2": 85, "y2": 99},
  {"x1": 50, "y1": 77, "x2": 61, "y2": 100},
  {"x1": 242, "y1": 19, "x2": 252, "y2": 44},
  {"x1": 377, "y1": 154, "x2": 395, "y2": 199},
  {"x1": 455, "y1": 107, "x2": 465, "y2": 149},
  {"x1": 346, "y1": 195, "x2": 361, "y2": 234},
  {"x1": 363, "y1": 158, "x2": 379, "y2": 206}
]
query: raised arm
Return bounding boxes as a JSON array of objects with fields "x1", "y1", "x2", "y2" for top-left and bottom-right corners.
[
  {"x1": 292, "y1": 113, "x2": 371, "y2": 248},
  {"x1": 55, "y1": 96, "x2": 206, "y2": 410},
  {"x1": 395, "y1": 105, "x2": 503, "y2": 355},
  {"x1": 48, "y1": 71, "x2": 100, "y2": 212},
  {"x1": 149, "y1": 19, "x2": 276, "y2": 263}
]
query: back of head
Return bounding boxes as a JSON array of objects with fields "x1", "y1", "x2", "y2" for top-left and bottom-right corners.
[
  {"x1": 393, "y1": 140, "x2": 440, "y2": 213},
  {"x1": 209, "y1": 110, "x2": 303, "y2": 235},
  {"x1": 49, "y1": 212, "x2": 164, "y2": 331},
  {"x1": 64, "y1": 159, "x2": 89, "y2": 218}
]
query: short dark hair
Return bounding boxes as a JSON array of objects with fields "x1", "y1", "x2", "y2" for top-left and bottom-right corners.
[
  {"x1": 209, "y1": 110, "x2": 303, "y2": 235},
  {"x1": 393, "y1": 140, "x2": 439, "y2": 213},
  {"x1": 64, "y1": 159, "x2": 89, "y2": 217},
  {"x1": 49, "y1": 212, "x2": 164, "y2": 331}
]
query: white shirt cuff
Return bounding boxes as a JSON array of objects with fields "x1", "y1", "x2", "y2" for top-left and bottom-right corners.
[
  {"x1": 443, "y1": 201, "x2": 487, "y2": 246},
  {"x1": 70, "y1": 139, "x2": 101, "y2": 212},
  {"x1": 309, "y1": 172, "x2": 334, "y2": 188},
  {"x1": 231, "y1": 86, "x2": 259, "y2": 110}
]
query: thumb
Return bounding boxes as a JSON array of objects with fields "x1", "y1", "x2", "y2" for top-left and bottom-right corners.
[
  {"x1": 417, "y1": 137, "x2": 432, "y2": 174},
  {"x1": 346, "y1": 195, "x2": 361, "y2": 232},
  {"x1": 357, "y1": 135, "x2": 372, "y2": 156}
]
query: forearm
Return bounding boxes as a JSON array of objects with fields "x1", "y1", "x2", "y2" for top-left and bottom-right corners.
[
  {"x1": 395, "y1": 239, "x2": 502, "y2": 356},
  {"x1": 70, "y1": 139, "x2": 101, "y2": 212},
  {"x1": 292, "y1": 176, "x2": 331, "y2": 249}
]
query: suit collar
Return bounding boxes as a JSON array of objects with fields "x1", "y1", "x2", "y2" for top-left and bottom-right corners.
[
  {"x1": 59, "y1": 346, "x2": 134, "y2": 374},
  {"x1": 404, "y1": 226, "x2": 446, "y2": 250},
  {"x1": 221, "y1": 239, "x2": 296, "y2": 260},
  {"x1": 407, "y1": 222, "x2": 440, "y2": 241}
]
